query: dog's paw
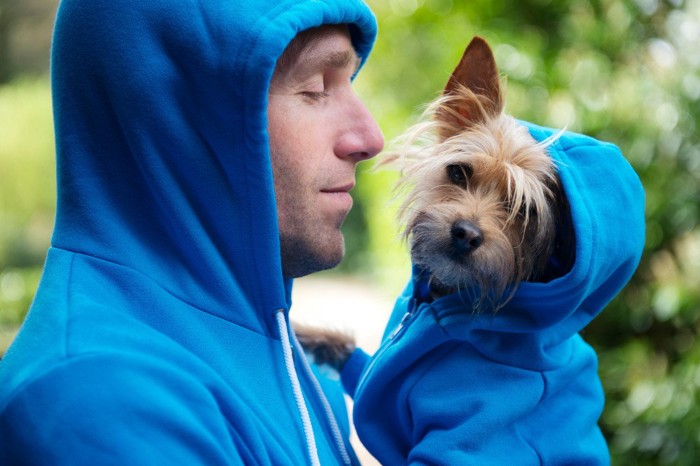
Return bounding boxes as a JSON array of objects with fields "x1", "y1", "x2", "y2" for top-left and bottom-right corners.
[{"x1": 293, "y1": 323, "x2": 356, "y2": 371}]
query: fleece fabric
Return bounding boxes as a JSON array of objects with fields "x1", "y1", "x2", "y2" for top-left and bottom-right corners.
[
  {"x1": 345, "y1": 123, "x2": 646, "y2": 465},
  {"x1": 0, "y1": 0, "x2": 377, "y2": 464}
]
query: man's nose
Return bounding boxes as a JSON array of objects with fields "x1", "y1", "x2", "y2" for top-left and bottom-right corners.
[{"x1": 335, "y1": 93, "x2": 384, "y2": 162}]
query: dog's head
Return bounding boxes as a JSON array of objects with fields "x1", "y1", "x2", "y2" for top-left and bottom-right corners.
[{"x1": 386, "y1": 37, "x2": 573, "y2": 310}]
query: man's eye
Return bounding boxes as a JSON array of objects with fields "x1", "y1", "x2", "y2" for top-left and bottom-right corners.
[
  {"x1": 301, "y1": 91, "x2": 330, "y2": 101},
  {"x1": 446, "y1": 163, "x2": 472, "y2": 187}
]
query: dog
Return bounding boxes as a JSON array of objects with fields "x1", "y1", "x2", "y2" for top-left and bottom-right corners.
[
  {"x1": 296, "y1": 36, "x2": 575, "y2": 369},
  {"x1": 384, "y1": 35, "x2": 575, "y2": 308}
]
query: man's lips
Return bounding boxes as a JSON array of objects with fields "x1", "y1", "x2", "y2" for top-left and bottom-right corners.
[
  {"x1": 321, "y1": 182, "x2": 355, "y2": 213},
  {"x1": 321, "y1": 182, "x2": 355, "y2": 194}
]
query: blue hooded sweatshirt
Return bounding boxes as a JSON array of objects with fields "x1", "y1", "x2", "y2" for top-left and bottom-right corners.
[
  {"x1": 0, "y1": 0, "x2": 377, "y2": 464},
  {"x1": 342, "y1": 123, "x2": 646, "y2": 465}
]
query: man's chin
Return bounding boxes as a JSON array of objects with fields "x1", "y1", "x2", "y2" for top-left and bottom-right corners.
[{"x1": 281, "y1": 237, "x2": 345, "y2": 279}]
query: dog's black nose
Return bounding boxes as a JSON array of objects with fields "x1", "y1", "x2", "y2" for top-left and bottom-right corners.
[{"x1": 451, "y1": 220, "x2": 483, "y2": 254}]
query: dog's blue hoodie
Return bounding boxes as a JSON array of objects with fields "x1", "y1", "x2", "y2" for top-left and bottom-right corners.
[
  {"x1": 343, "y1": 123, "x2": 645, "y2": 465},
  {"x1": 0, "y1": 0, "x2": 377, "y2": 464}
]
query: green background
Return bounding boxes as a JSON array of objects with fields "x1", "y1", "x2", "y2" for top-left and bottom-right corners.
[{"x1": 1, "y1": 0, "x2": 699, "y2": 463}]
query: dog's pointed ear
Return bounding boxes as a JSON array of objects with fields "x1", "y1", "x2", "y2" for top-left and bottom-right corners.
[{"x1": 436, "y1": 37, "x2": 503, "y2": 138}]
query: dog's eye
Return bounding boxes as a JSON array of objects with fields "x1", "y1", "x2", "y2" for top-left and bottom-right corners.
[
  {"x1": 518, "y1": 203, "x2": 538, "y2": 218},
  {"x1": 446, "y1": 164, "x2": 472, "y2": 187}
]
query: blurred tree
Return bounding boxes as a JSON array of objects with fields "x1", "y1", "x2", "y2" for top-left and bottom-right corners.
[
  {"x1": 0, "y1": 0, "x2": 57, "y2": 83},
  {"x1": 1, "y1": 0, "x2": 699, "y2": 463},
  {"x1": 0, "y1": 0, "x2": 21, "y2": 82},
  {"x1": 0, "y1": 78, "x2": 54, "y2": 337}
]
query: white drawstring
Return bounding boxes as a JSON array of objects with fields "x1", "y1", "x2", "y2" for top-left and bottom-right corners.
[
  {"x1": 290, "y1": 327, "x2": 353, "y2": 465},
  {"x1": 275, "y1": 310, "x2": 321, "y2": 466}
]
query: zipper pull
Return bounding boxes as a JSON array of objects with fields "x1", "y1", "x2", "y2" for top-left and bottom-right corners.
[
  {"x1": 389, "y1": 297, "x2": 420, "y2": 339},
  {"x1": 388, "y1": 309, "x2": 414, "y2": 339},
  {"x1": 356, "y1": 300, "x2": 420, "y2": 397}
]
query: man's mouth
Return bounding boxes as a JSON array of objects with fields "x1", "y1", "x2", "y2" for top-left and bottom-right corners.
[
  {"x1": 321, "y1": 181, "x2": 355, "y2": 194},
  {"x1": 321, "y1": 182, "x2": 354, "y2": 212}
]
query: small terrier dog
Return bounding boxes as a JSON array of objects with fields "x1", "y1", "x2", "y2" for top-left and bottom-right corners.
[
  {"x1": 296, "y1": 36, "x2": 574, "y2": 367},
  {"x1": 386, "y1": 36, "x2": 574, "y2": 308}
]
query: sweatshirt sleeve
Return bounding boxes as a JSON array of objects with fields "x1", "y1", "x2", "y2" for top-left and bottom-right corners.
[
  {"x1": 402, "y1": 341, "x2": 607, "y2": 465},
  {"x1": 404, "y1": 350, "x2": 545, "y2": 465},
  {"x1": 341, "y1": 348, "x2": 371, "y2": 398},
  {"x1": 0, "y1": 354, "x2": 250, "y2": 466}
]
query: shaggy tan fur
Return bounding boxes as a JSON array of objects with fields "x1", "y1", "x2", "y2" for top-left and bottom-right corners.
[{"x1": 381, "y1": 37, "x2": 564, "y2": 310}]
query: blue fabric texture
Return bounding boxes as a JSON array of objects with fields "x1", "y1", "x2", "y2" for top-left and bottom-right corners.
[
  {"x1": 348, "y1": 123, "x2": 646, "y2": 465},
  {"x1": 0, "y1": 0, "x2": 376, "y2": 464}
]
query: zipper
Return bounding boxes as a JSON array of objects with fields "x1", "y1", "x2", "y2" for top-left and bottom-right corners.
[
  {"x1": 388, "y1": 309, "x2": 415, "y2": 339},
  {"x1": 291, "y1": 330, "x2": 354, "y2": 465},
  {"x1": 275, "y1": 309, "x2": 320, "y2": 466},
  {"x1": 355, "y1": 299, "x2": 420, "y2": 396}
]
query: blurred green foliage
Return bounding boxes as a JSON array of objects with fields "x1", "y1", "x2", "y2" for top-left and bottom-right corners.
[
  {"x1": 0, "y1": 78, "x2": 54, "y2": 351},
  {"x1": 1, "y1": 0, "x2": 699, "y2": 463}
]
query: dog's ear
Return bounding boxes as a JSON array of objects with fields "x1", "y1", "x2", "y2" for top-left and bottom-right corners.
[{"x1": 436, "y1": 36, "x2": 503, "y2": 138}]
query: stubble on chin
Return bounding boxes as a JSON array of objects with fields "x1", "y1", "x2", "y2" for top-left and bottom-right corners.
[{"x1": 279, "y1": 229, "x2": 346, "y2": 278}]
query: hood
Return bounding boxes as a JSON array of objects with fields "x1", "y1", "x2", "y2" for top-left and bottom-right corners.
[
  {"x1": 50, "y1": 0, "x2": 377, "y2": 336},
  {"x1": 399, "y1": 122, "x2": 645, "y2": 367}
]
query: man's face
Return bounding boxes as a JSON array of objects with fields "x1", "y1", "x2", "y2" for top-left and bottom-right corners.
[{"x1": 268, "y1": 26, "x2": 384, "y2": 278}]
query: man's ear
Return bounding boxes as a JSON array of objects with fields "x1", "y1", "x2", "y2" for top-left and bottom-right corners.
[{"x1": 436, "y1": 36, "x2": 503, "y2": 137}]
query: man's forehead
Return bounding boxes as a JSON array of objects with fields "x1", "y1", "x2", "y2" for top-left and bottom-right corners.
[{"x1": 275, "y1": 25, "x2": 361, "y2": 80}]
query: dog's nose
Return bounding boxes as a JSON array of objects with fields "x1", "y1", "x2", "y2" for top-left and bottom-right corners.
[{"x1": 451, "y1": 220, "x2": 483, "y2": 254}]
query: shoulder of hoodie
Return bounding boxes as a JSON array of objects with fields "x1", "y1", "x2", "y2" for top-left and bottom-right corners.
[
  {"x1": 0, "y1": 277, "x2": 246, "y2": 443},
  {"x1": 0, "y1": 295, "x2": 247, "y2": 409},
  {"x1": 0, "y1": 347, "x2": 253, "y2": 464}
]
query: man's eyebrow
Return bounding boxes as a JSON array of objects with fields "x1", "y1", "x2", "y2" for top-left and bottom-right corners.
[
  {"x1": 321, "y1": 50, "x2": 361, "y2": 71},
  {"x1": 297, "y1": 49, "x2": 362, "y2": 76}
]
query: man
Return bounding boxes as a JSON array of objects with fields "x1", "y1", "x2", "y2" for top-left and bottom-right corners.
[
  {"x1": 0, "y1": 0, "x2": 382, "y2": 464},
  {"x1": 268, "y1": 24, "x2": 384, "y2": 279}
]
